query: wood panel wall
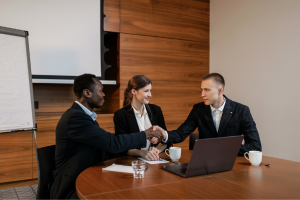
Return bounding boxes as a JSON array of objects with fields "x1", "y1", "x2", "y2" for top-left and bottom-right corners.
[
  {"x1": 0, "y1": 0, "x2": 209, "y2": 184},
  {"x1": 120, "y1": 33, "x2": 209, "y2": 130},
  {"x1": 120, "y1": 0, "x2": 209, "y2": 41},
  {"x1": 118, "y1": 0, "x2": 209, "y2": 145},
  {"x1": 0, "y1": 132, "x2": 33, "y2": 183}
]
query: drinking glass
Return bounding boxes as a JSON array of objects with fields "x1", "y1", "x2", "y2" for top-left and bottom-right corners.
[{"x1": 132, "y1": 160, "x2": 146, "y2": 178}]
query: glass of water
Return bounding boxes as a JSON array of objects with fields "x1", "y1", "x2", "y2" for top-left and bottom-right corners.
[{"x1": 132, "y1": 160, "x2": 146, "y2": 178}]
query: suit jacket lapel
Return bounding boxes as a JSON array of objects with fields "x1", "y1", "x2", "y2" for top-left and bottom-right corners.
[
  {"x1": 203, "y1": 105, "x2": 218, "y2": 136},
  {"x1": 125, "y1": 106, "x2": 141, "y2": 133},
  {"x1": 145, "y1": 105, "x2": 157, "y2": 147},
  {"x1": 145, "y1": 105, "x2": 157, "y2": 126},
  {"x1": 218, "y1": 97, "x2": 235, "y2": 137}
]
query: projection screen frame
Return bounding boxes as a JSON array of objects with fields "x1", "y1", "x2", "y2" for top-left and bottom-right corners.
[{"x1": 27, "y1": 0, "x2": 112, "y2": 84}]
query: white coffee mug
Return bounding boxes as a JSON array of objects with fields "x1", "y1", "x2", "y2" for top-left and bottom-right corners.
[
  {"x1": 244, "y1": 151, "x2": 262, "y2": 166},
  {"x1": 165, "y1": 147, "x2": 181, "y2": 161}
]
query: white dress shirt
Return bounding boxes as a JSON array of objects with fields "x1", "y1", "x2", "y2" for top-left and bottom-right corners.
[
  {"x1": 132, "y1": 104, "x2": 152, "y2": 150},
  {"x1": 75, "y1": 101, "x2": 97, "y2": 121},
  {"x1": 210, "y1": 98, "x2": 226, "y2": 132}
]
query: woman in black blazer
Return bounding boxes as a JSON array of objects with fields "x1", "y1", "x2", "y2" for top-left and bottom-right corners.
[{"x1": 114, "y1": 75, "x2": 168, "y2": 161}]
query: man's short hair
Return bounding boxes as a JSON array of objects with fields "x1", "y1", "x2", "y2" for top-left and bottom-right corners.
[
  {"x1": 202, "y1": 73, "x2": 225, "y2": 88},
  {"x1": 73, "y1": 74, "x2": 97, "y2": 97}
]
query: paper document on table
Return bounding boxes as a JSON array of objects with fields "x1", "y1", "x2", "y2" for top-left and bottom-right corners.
[
  {"x1": 102, "y1": 163, "x2": 133, "y2": 173},
  {"x1": 138, "y1": 157, "x2": 169, "y2": 164}
]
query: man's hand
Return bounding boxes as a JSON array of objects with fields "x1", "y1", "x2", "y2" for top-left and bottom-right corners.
[
  {"x1": 152, "y1": 126, "x2": 167, "y2": 140},
  {"x1": 149, "y1": 137, "x2": 159, "y2": 144},
  {"x1": 144, "y1": 126, "x2": 164, "y2": 142}
]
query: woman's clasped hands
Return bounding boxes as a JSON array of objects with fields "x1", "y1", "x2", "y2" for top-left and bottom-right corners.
[{"x1": 142, "y1": 146, "x2": 161, "y2": 161}]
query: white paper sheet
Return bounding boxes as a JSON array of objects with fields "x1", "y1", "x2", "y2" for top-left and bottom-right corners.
[
  {"x1": 138, "y1": 157, "x2": 169, "y2": 164},
  {"x1": 102, "y1": 163, "x2": 134, "y2": 173}
]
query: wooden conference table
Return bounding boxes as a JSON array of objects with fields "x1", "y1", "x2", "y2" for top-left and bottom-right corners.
[{"x1": 76, "y1": 150, "x2": 300, "y2": 199}]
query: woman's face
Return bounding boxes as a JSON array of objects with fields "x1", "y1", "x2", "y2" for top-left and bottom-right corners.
[{"x1": 132, "y1": 84, "x2": 152, "y2": 104}]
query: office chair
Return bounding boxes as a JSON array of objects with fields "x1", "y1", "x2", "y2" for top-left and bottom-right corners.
[
  {"x1": 189, "y1": 133, "x2": 199, "y2": 150},
  {"x1": 36, "y1": 145, "x2": 56, "y2": 199}
]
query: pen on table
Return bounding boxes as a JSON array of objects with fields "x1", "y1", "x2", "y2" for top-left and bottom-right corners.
[{"x1": 145, "y1": 165, "x2": 148, "y2": 171}]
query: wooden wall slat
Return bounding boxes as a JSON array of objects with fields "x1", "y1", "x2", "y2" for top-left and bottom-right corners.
[
  {"x1": 104, "y1": 0, "x2": 120, "y2": 32},
  {"x1": 33, "y1": 83, "x2": 119, "y2": 114},
  {"x1": 120, "y1": 0, "x2": 209, "y2": 41},
  {"x1": 0, "y1": 163, "x2": 33, "y2": 184},
  {"x1": 0, "y1": 132, "x2": 33, "y2": 183},
  {"x1": 33, "y1": 84, "x2": 75, "y2": 113},
  {"x1": 96, "y1": 114, "x2": 115, "y2": 133},
  {"x1": 35, "y1": 115, "x2": 59, "y2": 148}
]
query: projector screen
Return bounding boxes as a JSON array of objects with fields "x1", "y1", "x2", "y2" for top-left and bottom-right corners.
[{"x1": 0, "y1": 0, "x2": 101, "y2": 82}]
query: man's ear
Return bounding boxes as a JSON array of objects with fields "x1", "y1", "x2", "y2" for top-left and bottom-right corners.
[
  {"x1": 218, "y1": 87, "x2": 224, "y2": 95},
  {"x1": 82, "y1": 89, "x2": 91, "y2": 97}
]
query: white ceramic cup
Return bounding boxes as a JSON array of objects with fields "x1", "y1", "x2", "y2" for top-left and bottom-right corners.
[
  {"x1": 165, "y1": 147, "x2": 181, "y2": 161},
  {"x1": 244, "y1": 151, "x2": 262, "y2": 166}
]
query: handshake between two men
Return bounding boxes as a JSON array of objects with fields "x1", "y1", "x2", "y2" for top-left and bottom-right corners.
[{"x1": 142, "y1": 126, "x2": 167, "y2": 161}]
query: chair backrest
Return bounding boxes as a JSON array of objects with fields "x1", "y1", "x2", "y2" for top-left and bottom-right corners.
[
  {"x1": 189, "y1": 133, "x2": 199, "y2": 150},
  {"x1": 36, "y1": 145, "x2": 56, "y2": 199}
]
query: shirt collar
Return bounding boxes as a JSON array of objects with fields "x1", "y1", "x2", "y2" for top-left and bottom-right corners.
[
  {"x1": 132, "y1": 104, "x2": 148, "y2": 117},
  {"x1": 210, "y1": 97, "x2": 226, "y2": 113},
  {"x1": 75, "y1": 101, "x2": 97, "y2": 121}
]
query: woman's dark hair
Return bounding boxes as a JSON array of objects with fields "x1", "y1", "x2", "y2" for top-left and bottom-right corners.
[
  {"x1": 123, "y1": 75, "x2": 152, "y2": 107},
  {"x1": 73, "y1": 73, "x2": 96, "y2": 98}
]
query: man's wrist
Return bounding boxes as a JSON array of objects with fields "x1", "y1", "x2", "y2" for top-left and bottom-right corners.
[{"x1": 162, "y1": 130, "x2": 168, "y2": 143}]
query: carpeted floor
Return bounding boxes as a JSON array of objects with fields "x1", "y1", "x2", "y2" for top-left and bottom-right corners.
[{"x1": 0, "y1": 184, "x2": 37, "y2": 200}]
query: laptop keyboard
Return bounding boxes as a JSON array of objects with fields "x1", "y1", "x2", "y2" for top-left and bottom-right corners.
[{"x1": 176, "y1": 167, "x2": 187, "y2": 174}]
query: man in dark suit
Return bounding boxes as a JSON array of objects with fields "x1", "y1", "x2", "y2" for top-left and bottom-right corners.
[
  {"x1": 158, "y1": 73, "x2": 261, "y2": 155},
  {"x1": 49, "y1": 74, "x2": 164, "y2": 199}
]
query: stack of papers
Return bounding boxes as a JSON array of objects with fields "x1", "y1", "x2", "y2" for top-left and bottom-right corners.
[
  {"x1": 102, "y1": 163, "x2": 134, "y2": 173},
  {"x1": 102, "y1": 158, "x2": 170, "y2": 174},
  {"x1": 138, "y1": 157, "x2": 169, "y2": 164}
]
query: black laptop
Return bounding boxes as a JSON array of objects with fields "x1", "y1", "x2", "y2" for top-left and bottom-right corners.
[{"x1": 161, "y1": 135, "x2": 244, "y2": 178}]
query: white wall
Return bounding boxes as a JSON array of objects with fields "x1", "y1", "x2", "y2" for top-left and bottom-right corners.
[{"x1": 210, "y1": 0, "x2": 300, "y2": 162}]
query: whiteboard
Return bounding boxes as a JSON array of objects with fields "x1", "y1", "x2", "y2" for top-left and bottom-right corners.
[
  {"x1": 0, "y1": 27, "x2": 35, "y2": 132},
  {"x1": 0, "y1": 0, "x2": 101, "y2": 79}
]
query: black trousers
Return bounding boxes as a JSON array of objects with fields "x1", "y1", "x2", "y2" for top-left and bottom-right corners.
[{"x1": 69, "y1": 190, "x2": 79, "y2": 199}]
